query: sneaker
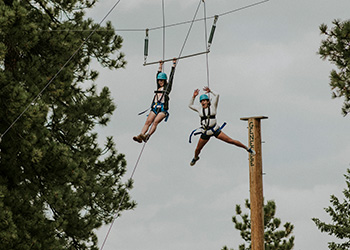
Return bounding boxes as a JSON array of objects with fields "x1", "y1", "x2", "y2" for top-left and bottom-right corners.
[
  {"x1": 190, "y1": 157, "x2": 200, "y2": 166},
  {"x1": 133, "y1": 134, "x2": 143, "y2": 143},
  {"x1": 248, "y1": 148, "x2": 256, "y2": 156},
  {"x1": 140, "y1": 133, "x2": 150, "y2": 142}
]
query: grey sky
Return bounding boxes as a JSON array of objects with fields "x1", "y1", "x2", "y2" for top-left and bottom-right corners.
[{"x1": 84, "y1": 0, "x2": 350, "y2": 249}]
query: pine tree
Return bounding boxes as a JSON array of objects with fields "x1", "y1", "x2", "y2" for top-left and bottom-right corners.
[
  {"x1": 0, "y1": 1, "x2": 135, "y2": 249},
  {"x1": 312, "y1": 169, "x2": 350, "y2": 250},
  {"x1": 318, "y1": 19, "x2": 350, "y2": 116},
  {"x1": 222, "y1": 199, "x2": 295, "y2": 250}
]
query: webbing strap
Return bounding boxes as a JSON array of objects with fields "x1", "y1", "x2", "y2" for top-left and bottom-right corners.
[{"x1": 189, "y1": 122, "x2": 227, "y2": 143}]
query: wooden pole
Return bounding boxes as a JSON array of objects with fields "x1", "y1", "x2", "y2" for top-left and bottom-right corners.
[{"x1": 240, "y1": 116, "x2": 268, "y2": 250}]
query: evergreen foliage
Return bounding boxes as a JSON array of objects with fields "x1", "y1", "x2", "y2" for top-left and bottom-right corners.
[
  {"x1": 222, "y1": 199, "x2": 294, "y2": 250},
  {"x1": 312, "y1": 169, "x2": 350, "y2": 250},
  {"x1": 318, "y1": 19, "x2": 350, "y2": 116},
  {"x1": 0, "y1": 1, "x2": 135, "y2": 249}
]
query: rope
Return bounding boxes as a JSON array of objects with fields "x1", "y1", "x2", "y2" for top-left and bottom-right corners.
[
  {"x1": 0, "y1": 0, "x2": 124, "y2": 141},
  {"x1": 203, "y1": 0, "x2": 210, "y2": 89},
  {"x1": 100, "y1": 142, "x2": 147, "y2": 250},
  {"x1": 177, "y1": 0, "x2": 202, "y2": 59},
  {"x1": 162, "y1": 0, "x2": 166, "y2": 64}
]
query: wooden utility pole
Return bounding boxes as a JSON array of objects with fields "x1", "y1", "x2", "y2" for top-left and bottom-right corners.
[{"x1": 240, "y1": 116, "x2": 268, "y2": 250}]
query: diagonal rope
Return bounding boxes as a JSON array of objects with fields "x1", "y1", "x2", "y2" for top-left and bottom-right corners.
[
  {"x1": 100, "y1": 142, "x2": 147, "y2": 250},
  {"x1": 0, "y1": 0, "x2": 123, "y2": 141},
  {"x1": 177, "y1": 0, "x2": 202, "y2": 59}
]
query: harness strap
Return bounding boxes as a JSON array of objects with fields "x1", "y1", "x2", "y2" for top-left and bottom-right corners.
[
  {"x1": 151, "y1": 102, "x2": 170, "y2": 122},
  {"x1": 219, "y1": 122, "x2": 227, "y2": 130},
  {"x1": 138, "y1": 108, "x2": 150, "y2": 116},
  {"x1": 164, "y1": 113, "x2": 169, "y2": 122},
  {"x1": 189, "y1": 128, "x2": 202, "y2": 143},
  {"x1": 200, "y1": 115, "x2": 216, "y2": 121},
  {"x1": 138, "y1": 89, "x2": 166, "y2": 116},
  {"x1": 202, "y1": 106, "x2": 211, "y2": 129},
  {"x1": 188, "y1": 122, "x2": 227, "y2": 143},
  {"x1": 154, "y1": 90, "x2": 166, "y2": 94}
]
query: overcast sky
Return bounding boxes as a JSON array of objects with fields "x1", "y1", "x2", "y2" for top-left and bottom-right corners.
[{"x1": 84, "y1": 0, "x2": 350, "y2": 249}]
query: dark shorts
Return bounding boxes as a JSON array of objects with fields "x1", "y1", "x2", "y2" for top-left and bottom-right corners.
[{"x1": 200, "y1": 128, "x2": 222, "y2": 140}]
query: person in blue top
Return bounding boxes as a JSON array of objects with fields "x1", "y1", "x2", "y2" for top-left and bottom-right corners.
[
  {"x1": 133, "y1": 58, "x2": 177, "y2": 143},
  {"x1": 188, "y1": 87, "x2": 255, "y2": 166}
]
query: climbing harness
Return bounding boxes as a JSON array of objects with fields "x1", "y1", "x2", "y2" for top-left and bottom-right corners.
[
  {"x1": 151, "y1": 89, "x2": 170, "y2": 122},
  {"x1": 201, "y1": 106, "x2": 213, "y2": 129},
  {"x1": 137, "y1": 69, "x2": 172, "y2": 119},
  {"x1": 189, "y1": 122, "x2": 227, "y2": 143},
  {"x1": 151, "y1": 103, "x2": 169, "y2": 121},
  {"x1": 189, "y1": 103, "x2": 227, "y2": 143}
]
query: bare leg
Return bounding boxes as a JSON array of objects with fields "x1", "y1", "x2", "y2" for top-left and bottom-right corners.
[
  {"x1": 194, "y1": 138, "x2": 210, "y2": 159},
  {"x1": 141, "y1": 111, "x2": 156, "y2": 135},
  {"x1": 148, "y1": 112, "x2": 166, "y2": 136},
  {"x1": 216, "y1": 131, "x2": 248, "y2": 151}
]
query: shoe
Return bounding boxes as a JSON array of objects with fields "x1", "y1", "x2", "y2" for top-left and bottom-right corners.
[
  {"x1": 248, "y1": 148, "x2": 256, "y2": 156},
  {"x1": 190, "y1": 157, "x2": 200, "y2": 166},
  {"x1": 140, "y1": 133, "x2": 150, "y2": 142},
  {"x1": 133, "y1": 134, "x2": 143, "y2": 143}
]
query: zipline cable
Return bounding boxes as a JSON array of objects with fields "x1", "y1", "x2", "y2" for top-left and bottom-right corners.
[
  {"x1": 47, "y1": 0, "x2": 269, "y2": 33},
  {"x1": 151, "y1": 0, "x2": 269, "y2": 31},
  {"x1": 100, "y1": 142, "x2": 147, "y2": 250},
  {"x1": 0, "y1": 0, "x2": 124, "y2": 141}
]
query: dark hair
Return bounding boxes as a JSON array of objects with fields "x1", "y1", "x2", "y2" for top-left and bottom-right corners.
[
  {"x1": 157, "y1": 79, "x2": 167, "y2": 89},
  {"x1": 200, "y1": 99, "x2": 211, "y2": 106}
]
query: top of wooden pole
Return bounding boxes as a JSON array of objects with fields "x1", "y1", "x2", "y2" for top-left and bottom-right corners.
[{"x1": 240, "y1": 116, "x2": 268, "y2": 121}]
